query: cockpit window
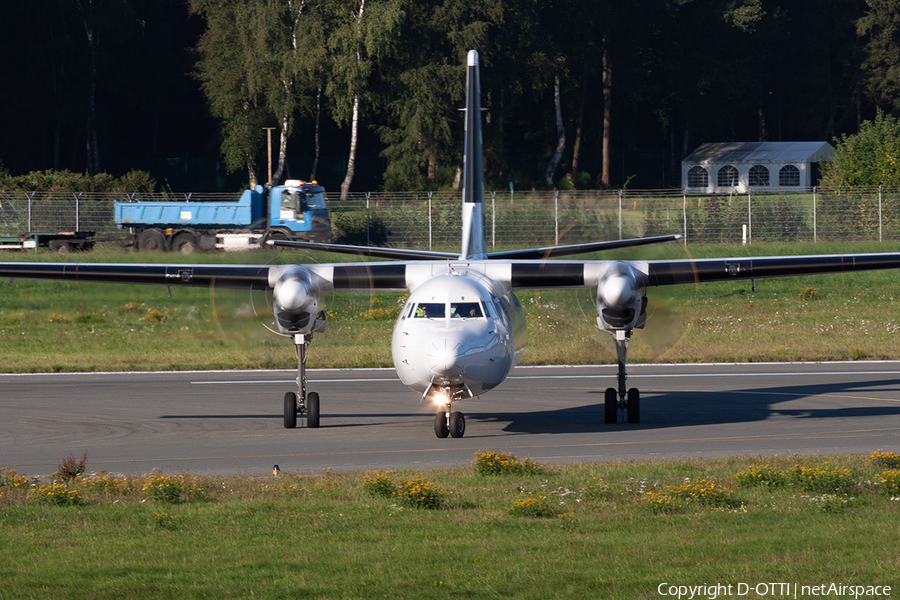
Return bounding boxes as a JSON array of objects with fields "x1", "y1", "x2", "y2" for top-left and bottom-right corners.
[
  {"x1": 414, "y1": 303, "x2": 445, "y2": 318},
  {"x1": 451, "y1": 302, "x2": 483, "y2": 318}
]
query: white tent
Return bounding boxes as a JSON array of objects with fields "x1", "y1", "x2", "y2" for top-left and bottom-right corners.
[{"x1": 681, "y1": 141, "x2": 834, "y2": 193}]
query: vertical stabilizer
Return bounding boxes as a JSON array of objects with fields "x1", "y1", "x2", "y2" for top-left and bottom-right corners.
[{"x1": 460, "y1": 50, "x2": 488, "y2": 260}]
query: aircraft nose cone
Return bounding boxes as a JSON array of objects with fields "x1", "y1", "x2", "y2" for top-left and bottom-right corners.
[
  {"x1": 428, "y1": 338, "x2": 465, "y2": 377},
  {"x1": 600, "y1": 274, "x2": 638, "y2": 307},
  {"x1": 273, "y1": 277, "x2": 314, "y2": 312}
]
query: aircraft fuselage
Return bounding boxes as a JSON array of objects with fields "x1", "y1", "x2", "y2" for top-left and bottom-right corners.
[{"x1": 391, "y1": 266, "x2": 525, "y2": 404}]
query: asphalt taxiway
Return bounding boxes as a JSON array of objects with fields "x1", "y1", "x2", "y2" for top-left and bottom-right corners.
[{"x1": 2, "y1": 362, "x2": 899, "y2": 476}]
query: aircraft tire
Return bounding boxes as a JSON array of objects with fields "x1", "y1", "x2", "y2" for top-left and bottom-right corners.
[
  {"x1": 604, "y1": 388, "x2": 617, "y2": 424},
  {"x1": 449, "y1": 412, "x2": 466, "y2": 438},
  {"x1": 627, "y1": 388, "x2": 640, "y2": 424},
  {"x1": 284, "y1": 392, "x2": 297, "y2": 429},
  {"x1": 434, "y1": 412, "x2": 449, "y2": 438},
  {"x1": 306, "y1": 392, "x2": 320, "y2": 428}
]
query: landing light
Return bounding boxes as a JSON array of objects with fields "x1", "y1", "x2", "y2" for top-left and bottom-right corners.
[{"x1": 432, "y1": 392, "x2": 450, "y2": 406}]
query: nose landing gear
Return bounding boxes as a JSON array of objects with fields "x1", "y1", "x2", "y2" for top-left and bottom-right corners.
[
  {"x1": 283, "y1": 334, "x2": 321, "y2": 429},
  {"x1": 434, "y1": 404, "x2": 466, "y2": 438},
  {"x1": 604, "y1": 330, "x2": 640, "y2": 424}
]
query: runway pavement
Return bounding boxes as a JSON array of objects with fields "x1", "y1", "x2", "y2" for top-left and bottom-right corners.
[{"x1": 2, "y1": 362, "x2": 900, "y2": 477}]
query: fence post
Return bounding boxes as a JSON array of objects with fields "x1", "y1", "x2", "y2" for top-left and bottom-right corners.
[
  {"x1": 365, "y1": 192, "x2": 371, "y2": 247},
  {"x1": 427, "y1": 191, "x2": 433, "y2": 250},
  {"x1": 879, "y1": 185, "x2": 883, "y2": 242},
  {"x1": 554, "y1": 190, "x2": 559, "y2": 242},
  {"x1": 25, "y1": 191, "x2": 35, "y2": 232},
  {"x1": 682, "y1": 189, "x2": 687, "y2": 245},
  {"x1": 813, "y1": 186, "x2": 817, "y2": 243},
  {"x1": 747, "y1": 190, "x2": 752, "y2": 244},
  {"x1": 491, "y1": 191, "x2": 496, "y2": 249},
  {"x1": 73, "y1": 192, "x2": 83, "y2": 231},
  {"x1": 618, "y1": 189, "x2": 623, "y2": 240}
]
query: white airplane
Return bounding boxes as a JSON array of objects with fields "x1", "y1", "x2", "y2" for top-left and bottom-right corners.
[{"x1": 6, "y1": 50, "x2": 900, "y2": 438}]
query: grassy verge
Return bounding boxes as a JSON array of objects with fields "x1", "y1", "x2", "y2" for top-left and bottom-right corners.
[
  {"x1": 2, "y1": 451, "x2": 899, "y2": 599},
  {"x1": 3, "y1": 242, "x2": 900, "y2": 371}
]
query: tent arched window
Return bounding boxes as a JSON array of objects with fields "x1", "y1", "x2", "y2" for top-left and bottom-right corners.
[
  {"x1": 717, "y1": 165, "x2": 739, "y2": 188},
  {"x1": 779, "y1": 165, "x2": 800, "y2": 186},
  {"x1": 749, "y1": 165, "x2": 769, "y2": 187},
  {"x1": 687, "y1": 166, "x2": 708, "y2": 188}
]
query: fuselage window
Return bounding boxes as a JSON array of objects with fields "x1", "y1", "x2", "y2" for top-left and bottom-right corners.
[
  {"x1": 414, "y1": 303, "x2": 445, "y2": 318},
  {"x1": 451, "y1": 302, "x2": 483, "y2": 318}
]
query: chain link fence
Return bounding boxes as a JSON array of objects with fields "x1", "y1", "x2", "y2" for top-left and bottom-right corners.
[{"x1": 3, "y1": 186, "x2": 900, "y2": 248}]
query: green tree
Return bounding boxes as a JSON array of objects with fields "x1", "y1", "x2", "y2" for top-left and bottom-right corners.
[
  {"x1": 326, "y1": 0, "x2": 404, "y2": 199},
  {"x1": 820, "y1": 110, "x2": 900, "y2": 187},
  {"x1": 858, "y1": 0, "x2": 900, "y2": 112},
  {"x1": 191, "y1": 0, "x2": 266, "y2": 186},
  {"x1": 246, "y1": 0, "x2": 328, "y2": 184},
  {"x1": 375, "y1": 0, "x2": 491, "y2": 190}
]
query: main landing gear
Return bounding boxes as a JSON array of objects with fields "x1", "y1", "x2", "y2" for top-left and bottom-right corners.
[
  {"x1": 434, "y1": 405, "x2": 466, "y2": 438},
  {"x1": 604, "y1": 330, "x2": 640, "y2": 424},
  {"x1": 283, "y1": 334, "x2": 321, "y2": 429}
]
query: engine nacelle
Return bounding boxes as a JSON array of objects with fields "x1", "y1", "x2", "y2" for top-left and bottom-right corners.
[
  {"x1": 272, "y1": 266, "x2": 321, "y2": 334},
  {"x1": 596, "y1": 262, "x2": 647, "y2": 331}
]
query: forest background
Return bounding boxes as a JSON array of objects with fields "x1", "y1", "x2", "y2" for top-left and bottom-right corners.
[{"x1": 1, "y1": 0, "x2": 899, "y2": 196}]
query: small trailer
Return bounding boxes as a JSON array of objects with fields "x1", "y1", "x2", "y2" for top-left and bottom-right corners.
[{"x1": 0, "y1": 231, "x2": 95, "y2": 253}]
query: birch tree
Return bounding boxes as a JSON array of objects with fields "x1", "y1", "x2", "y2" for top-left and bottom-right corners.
[
  {"x1": 248, "y1": 0, "x2": 327, "y2": 183},
  {"x1": 544, "y1": 75, "x2": 565, "y2": 186},
  {"x1": 327, "y1": 0, "x2": 403, "y2": 199}
]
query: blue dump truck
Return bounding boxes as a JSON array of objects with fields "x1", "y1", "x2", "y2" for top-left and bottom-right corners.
[{"x1": 114, "y1": 180, "x2": 330, "y2": 253}]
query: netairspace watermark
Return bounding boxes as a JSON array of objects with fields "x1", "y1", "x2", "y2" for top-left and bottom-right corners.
[{"x1": 657, "y1": 583, "x2": 892, "y2": 599}]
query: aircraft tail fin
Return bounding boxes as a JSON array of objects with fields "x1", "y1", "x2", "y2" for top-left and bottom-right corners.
[{"x1": 459, "y1": 50, "x2": 488, "y2": 260}]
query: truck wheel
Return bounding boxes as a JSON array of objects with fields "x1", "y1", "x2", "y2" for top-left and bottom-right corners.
[
  {"x1": 49, "y1": 240, "x2": 73, "y2": 254},
  {"x1": 137, "y1": 229, "x2": 167, "y2": 252},
  {"x1": 172, "y1": 233, "x2": 199, "y2": 255},
  {"x1": 264, "y1": 231, "x2": 288, "y2": 251}
]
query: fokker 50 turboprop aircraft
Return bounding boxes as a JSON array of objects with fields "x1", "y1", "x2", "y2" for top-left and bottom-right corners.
[{"x1": 6, "y1": 50, "x2": 900, "y2": 438}]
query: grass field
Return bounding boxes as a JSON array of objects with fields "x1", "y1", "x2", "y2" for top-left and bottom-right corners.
[
  {"x1": 3, "y1": 245, "x2": 900, "y2": 597},
  {"x1": 3, "y1": 242, "x2": 900, "y2": 371},
  {"x1": 1, "y1": 451, "x2": 899, "y2": 599}
]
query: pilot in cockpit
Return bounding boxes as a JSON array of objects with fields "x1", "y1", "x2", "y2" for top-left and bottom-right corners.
[{"x1": 451, "y1": 302, "x2": 482, "y2": 318}]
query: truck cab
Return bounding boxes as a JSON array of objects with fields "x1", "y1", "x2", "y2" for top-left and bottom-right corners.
[{"x1": 268, "y1": 180, "x2": 329, "y2": 243}]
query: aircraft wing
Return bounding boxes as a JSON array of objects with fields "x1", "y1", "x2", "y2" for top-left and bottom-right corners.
[
  {"x1": 486, "y1": 234, "x2": 683, "y2": 259},
  {"x1": 269, "y1": 234, "x2": 683, "y2": 260},
  {"x1": 0, "y1": 261, "x2": 413, "y2": 293},
  {"x1": 0, "y1": 262, "x2": 271, "y2": 289},
  {"x1": 6, "y1": 251, "x2": 900, "y2": 294},
  {"x1": 267, "y1": 240, "x2": 459, "y2": 260},
  {"x1": 645, "y1": 252, "x2": 900, "y2": 286}
]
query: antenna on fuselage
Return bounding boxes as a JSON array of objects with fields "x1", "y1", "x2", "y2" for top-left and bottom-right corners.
[{"x1": 459, "y1": 49, "x2": 488, "y2": 261}]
